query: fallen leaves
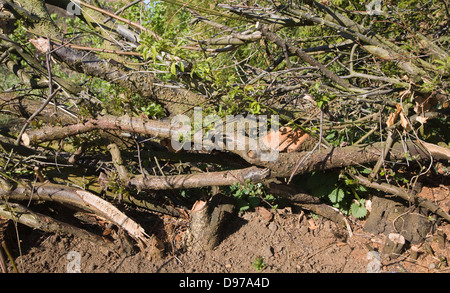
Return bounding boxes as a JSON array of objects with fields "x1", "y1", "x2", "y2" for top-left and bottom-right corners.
[{"x1": 386, "y1": 102, "x2": 410, "y2": 130}]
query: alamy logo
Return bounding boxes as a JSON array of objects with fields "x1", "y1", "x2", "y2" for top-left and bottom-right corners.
[
  {"x1": 170, "y1": 107, "x2": 280, "y2": 162},
  {"x1": 366, "y1": 0, "x2": 383, "y2": 15},
  {"x1": 366, "y1": 251, "x2": 381, "y2": 273},
  {"x1": 67, "y1": 0, "x2": 82, "y2": 16},
  {"x1": 67, "y1": 251, "x2": 81, "y2": 273}
]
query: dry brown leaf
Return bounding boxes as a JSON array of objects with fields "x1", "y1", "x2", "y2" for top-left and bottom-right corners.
[
  {"x1": 386, "y1": 103, "x2": 403, "y2": 127},
  {"x1": 29, "y1": 37, "x2": 50, "y2": 53},
  {"x1": 399, "y1": 111, "x2": 409, "y2": 130},
  {"x1": 415, "y1": 116, "x2": 429, "y2": 125}
]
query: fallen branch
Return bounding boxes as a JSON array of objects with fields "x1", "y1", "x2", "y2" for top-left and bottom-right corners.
[
  {"x1": 128, "y1": 166, "x2": 271, "y2": 190},
  {"x1": 0, "y1": 199, "x2": 118, "y2": 252},
  {"x1": 0, "y1": 180, "x2": 163, "y2": 258},
  {"x1": 105, "y1": 141, "x2": 270, "y2": 190},
  {"x1": 236, "y1": 140, "x2": 432, "y2": 178},
  {"x1": 22, "y1": 114, "x2": 176, "y2": 146}
]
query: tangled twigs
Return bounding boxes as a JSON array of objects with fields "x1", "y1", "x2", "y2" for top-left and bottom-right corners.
[{"x1": 259, "y1": 24, "x2": 353, "y2": 90}]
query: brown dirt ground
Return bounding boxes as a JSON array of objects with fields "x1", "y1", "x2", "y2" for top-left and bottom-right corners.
[{"x1": 3, "y1": 182, "x2": 450, "y2": 274}]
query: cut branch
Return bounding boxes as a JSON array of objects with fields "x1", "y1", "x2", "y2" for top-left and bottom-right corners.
[
  {"x1": 128, "y1": 166, "x2": 271, "y2": 190},
  {"x1": 0, "y1": 181, "x2": 162, "y2": 257},
  {"x1": 235, "y1": 140, "x2": 432, "y2": 178},
  {"x1": 0, "y1": 200, "x2": 118, "y2": 252}
]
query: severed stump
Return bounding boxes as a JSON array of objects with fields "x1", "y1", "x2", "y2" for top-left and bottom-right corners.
[
  {"x1": 383, "y1": 233, "x2": 405, "y2": 259},
  {"x1": 185, "y1": 194, "x2": 235, "y2": 252}
]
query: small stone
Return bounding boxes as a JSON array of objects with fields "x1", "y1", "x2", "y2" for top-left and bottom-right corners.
[{"x1": 268, "y1": 221, "x2": 278, "y2": 233}]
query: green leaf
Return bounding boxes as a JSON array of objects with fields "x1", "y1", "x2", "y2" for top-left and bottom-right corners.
[
  {"x1": 248, "y1": 196, "x2": 261, "y2": 208},
  {"x1": 355, "y1": 185, "x2": 367, "y2": 192},
  {"x1": 328, "y1": 187, "x2": 345, "y2": 203},
  {"x1": 236, "y1": 198, "x2": 249, "y2": 212},
  {"x1": 351, "y1": 200, "x2": 367, "y2": 219},
  {"x1": 151, "y1": 46, "x2": 158, "y2": 61},
  {"x1": 170, "y1": 62, "x2": 177, "y2": 75},
  {"x1": 307, "y1": 172, "x2": 339, "y2": 198}
]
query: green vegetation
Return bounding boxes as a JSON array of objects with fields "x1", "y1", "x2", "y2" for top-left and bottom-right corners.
[
  {"x1": 0, "y1": 0, "x2": 448, "y2": 250},
  {"x1": 251, "y1": 256, "x2": 267, "y2": 272}
]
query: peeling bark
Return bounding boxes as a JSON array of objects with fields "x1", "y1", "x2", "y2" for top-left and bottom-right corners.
[{"x1": 0, "y1": 180, "x2": 163, "y2": 258}]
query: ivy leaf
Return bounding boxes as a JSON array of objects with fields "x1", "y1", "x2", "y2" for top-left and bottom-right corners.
[{"x1": 351, "y1": 200, "x2": 367, "y2": 219}]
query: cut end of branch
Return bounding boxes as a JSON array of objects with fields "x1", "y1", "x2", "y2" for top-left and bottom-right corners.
[{"x1": 21, "y1": 133, "x2": 30, "y2": 146}]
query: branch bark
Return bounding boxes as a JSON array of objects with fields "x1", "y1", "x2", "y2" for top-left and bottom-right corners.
[
  {"x1": 22, "y1": 114, "x2": 176, "y2": 146},
  {"x1": 128, "y1": 166, "x2": 271, "y2": 191},
  {"x1": 235, "y1": 140, "x2": 432, "y2": 178},
  {"x1": 0, "y1": 180, "x2": 163, "y2": 257},
  {"x1": 0, "y1": 199, "x2": 118, "y2": 252}
]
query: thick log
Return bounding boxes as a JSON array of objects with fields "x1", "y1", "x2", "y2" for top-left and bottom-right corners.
[{"x1": 236, "y1": 140, "x2": 437, "y2": 178}]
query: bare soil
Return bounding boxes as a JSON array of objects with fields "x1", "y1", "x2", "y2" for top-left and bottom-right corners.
[{"x1": 4, "y1": 183, "x2": 450, "y2": 274}]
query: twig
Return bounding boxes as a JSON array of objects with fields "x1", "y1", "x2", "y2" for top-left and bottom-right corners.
[
  {"x1": 1, "y1": 241, "x2": 18, "y2": 273},
  {"x1": 104, "y1": 0, "x2": 143, "y2": 24},
  {"x1": 15, "y1": 37, "x2": 61, "y2": 145},
  {"x1": 77, "y1": 0, "x2": 160, "y2": 40},
  {"x1": 287, "y1": 109, "x2": 323, "y2": 184},
  {"x1": 368, "y1": 127, "x2": 394, "y2": 181}
]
